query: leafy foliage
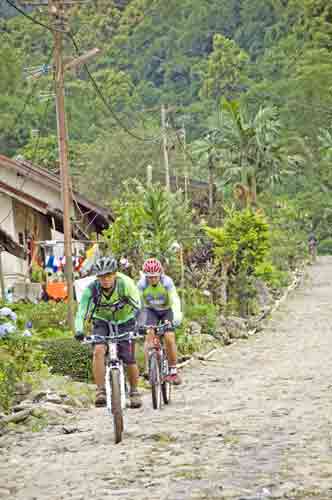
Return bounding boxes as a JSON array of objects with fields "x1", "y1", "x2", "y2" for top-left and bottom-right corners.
[
  {"x1": 103, "y1": 182, "x2": 197, "y2": 271},
  {"x1": 205, "y1": 209, "x2": 270, "y2": 273},
  {"x1": 0, "y1": 336, "x2": 45, "y2": 412}
]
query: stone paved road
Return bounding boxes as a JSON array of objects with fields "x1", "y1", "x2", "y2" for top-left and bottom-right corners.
[{"x1": 1, "y1": 258, "x2": 332, "y2": 500}]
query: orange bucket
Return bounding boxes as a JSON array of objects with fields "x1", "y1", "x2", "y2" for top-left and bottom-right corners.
[{"x1": 46, "y1": 281, "x2": 68, "y2": 301}]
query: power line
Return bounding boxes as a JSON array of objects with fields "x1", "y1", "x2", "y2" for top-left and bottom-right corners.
[
  {"x1": 0, "y1": 79, "x2": 53, "y2": 228},
  {"x1": 68, "y1": 32, "x2": 163, "y2": 144},
  {"x1": 168, "y1": 112, "x2": 196, "y2": 167},
  {"x1": 4, "y1": 0, "x2": 65, "y2": 32},
  {"x1": 11, "y1": 49, "x2": 54, "y2": 131},
  {"x1": 7, "y1": 1, "x2": 169, "y2": 144}
]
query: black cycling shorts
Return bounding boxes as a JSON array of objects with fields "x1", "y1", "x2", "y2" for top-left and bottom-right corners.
[
  {"x1": 138, "y1": 308, "x2": 173, "y2": 327},
  {"x1": 92, "y1": 319, "x2": 136, "y2": 365}
]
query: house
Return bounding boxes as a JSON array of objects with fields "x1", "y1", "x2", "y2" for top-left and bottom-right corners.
[{"x1": 0, "y1": 154, "x2": 113, "y2": 288}]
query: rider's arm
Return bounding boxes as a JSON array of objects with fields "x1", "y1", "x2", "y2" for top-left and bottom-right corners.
[
  {"x1": 75, "y1": 285, "x2": 93, "y2": 333},
  {"x1": 119, "y1": 273, "x2": 141, "y2": 311},
  {"x1": 137, "y1": 276, "x2": 146, "y2": 308},
  {"x1": 168, "y1": 280, "x2": 183, "y2": 325}
]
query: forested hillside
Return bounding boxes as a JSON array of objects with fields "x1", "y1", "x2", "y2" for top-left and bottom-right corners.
[{"x1": 1, "y1": 0, "x2": 332, "y2": 241}]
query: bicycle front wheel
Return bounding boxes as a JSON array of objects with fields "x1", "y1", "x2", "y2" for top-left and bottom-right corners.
[
  {"x1": 161, "y1": 355, "x2": 171, "y2": 405},
  {"x1": 110, "y1": 369, "x2": 124, "y2": 444},
  {"x1": 149, "y1": 352, "x2": 161, "y2": 410}
]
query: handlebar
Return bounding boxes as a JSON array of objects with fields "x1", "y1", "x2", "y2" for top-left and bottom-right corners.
[
  {"x1": 139, "y1": 321, "x2": 174, "y2": 336},
  {"x1": 84, "y1": 331, "x2": 142, "y2": 345}
]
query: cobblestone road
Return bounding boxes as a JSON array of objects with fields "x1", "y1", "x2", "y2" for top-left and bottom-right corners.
[{"x1": 1, "y1": 258, "x2": 332, "y2": 499}]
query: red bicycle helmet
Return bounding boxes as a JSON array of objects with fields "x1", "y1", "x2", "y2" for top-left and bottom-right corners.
[{"x1": 143, "y1": 258, "x2": 163, "y2": 276}]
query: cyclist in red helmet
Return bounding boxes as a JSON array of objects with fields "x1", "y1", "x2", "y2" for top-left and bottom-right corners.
[{"x1": 138, "y1": 258, "x2": 182, "y2": 385}]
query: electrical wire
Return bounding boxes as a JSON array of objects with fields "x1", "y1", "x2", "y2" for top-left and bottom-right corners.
[
  {"x1": 4, "y1": 0, "x2": 65, "y2": 33},
  {"x1": 0, "y1": 79, "x2": 53, "y2": 228},
  {"x1": 168, "y1": 112, "x2": 196, "y2": 167},
  {"x1": 68, "y1": 32, "x2": 163, "y2": 144}
]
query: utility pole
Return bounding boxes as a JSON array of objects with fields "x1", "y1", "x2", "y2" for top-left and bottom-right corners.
[
  {"x1": 146, "y1": 164, "x2": 153, "y2": 187},
  {"x1": 49, "y1": 0, "x2": 74, "y2": 330},
  {"x1": 161, "y1": 104, "x2": 170, "y2": 192},
  {"x1": 22, "y1": 1, "x2": 100, "y2": 329}
]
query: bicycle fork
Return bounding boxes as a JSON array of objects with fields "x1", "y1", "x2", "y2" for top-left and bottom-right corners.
[{"x1": 105, "y1": 365, "x2": 126, "y2": 416}]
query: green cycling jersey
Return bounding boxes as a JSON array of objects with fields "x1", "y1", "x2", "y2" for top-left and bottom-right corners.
[
  {"x1": 137, "y1": 274, "x2": 182, "y2": 325},
  {"x1": 75, "y1": 272, "x2": 141, "y2": 333}
]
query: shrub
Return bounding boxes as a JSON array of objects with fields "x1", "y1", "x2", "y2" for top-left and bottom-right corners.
[
  {"x1": 176, "y1": 324, "x2": 203, "y2": 357},
  {"x1": 184, "y1": 303, "x2": 217, "y2": 334},
  {"x1": 205, "y1": 209, "x2": 270, "y2": 275},
  {"x1": 205, "y1": 209, "x2": 270, "y2": 315},
  {"x1": 41, "y1": 339, "x2": 92, "y2": 382},
  {"x1": 0, "y1": 336, "x2": 45, "y2": 412},
  {"x1": 10, "y1": 302, "x2": 70, "y2": 332},
  {"x1": 0, "y1": 360, "x2": 18, "y2": 412},
  {"x1": 254, "y1": 261, "x2": 289, "y2": 290},
  {"x1": 318, "y1": 238, "x2": 332, "y2": 255}
]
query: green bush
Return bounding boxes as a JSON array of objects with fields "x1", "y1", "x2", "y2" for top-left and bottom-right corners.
[
  {"x1": 205, "y1": 209, "x2": 270, "y2": 315},
  {"x1": 254, "y1": 261, "x2": 290, "y2": 290},
  {"x1": 0, "y1": 360, "x2": 19, "y2": 412},
  {"x1": 41, "y1": 339, "x2": 92, "y2": 382},
  {"x1": 10, "y1": 302, "x2": 71, "y2": 332},
  {"x1": 176, "y1": 324, "x2": 203, "y2": 357},
  {"x1": 184, "y1": 303, "x2": 217, "y2": 334},
  {"x1": 318, "y1": 238, "x2": 332, "y2": 255},
  {"x1": 0, "y1": 336, "x2": 45, "y2": 412}
]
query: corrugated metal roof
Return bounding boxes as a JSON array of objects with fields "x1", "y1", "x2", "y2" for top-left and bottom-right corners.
[{"x1": 0, "y1": 154, "x2": 113, "y2": 225}]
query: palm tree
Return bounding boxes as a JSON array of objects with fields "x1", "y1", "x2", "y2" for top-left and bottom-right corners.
[{"x1": 214, "y1": 99, "x2": 297, "y2": 204}]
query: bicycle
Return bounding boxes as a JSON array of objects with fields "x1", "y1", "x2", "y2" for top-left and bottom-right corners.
[
  {"x1": 309, "y1": 240, "x2": 317, "y2": 263},
  {"x1": 84, "y1": 322, "x2": 141, "y2": 444},
  {"x1": 141, "y1": 322, "x2": 172, "y2": 410}
]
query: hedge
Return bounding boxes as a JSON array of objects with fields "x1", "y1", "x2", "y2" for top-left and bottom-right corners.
[{"x1": 41, "y1": 339, "x2": 92, "y2": 382}]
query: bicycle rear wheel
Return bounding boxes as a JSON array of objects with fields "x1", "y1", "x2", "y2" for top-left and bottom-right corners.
[
  {"x1": 110, "y1": 369, "x2": 124, "y2": 443},
  {"x1": 161, "y1": 355, "x2": 171, "y2": 405},
  {"x1": 149, "y1": 352, "x2": 161, "y2": 410}
]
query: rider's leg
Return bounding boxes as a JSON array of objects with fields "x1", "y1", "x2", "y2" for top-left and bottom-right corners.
[
  {"x1": 164, "y1": 330, "x2": 182, "y2": 385},
  {"x1": 120, "y1": 339, "x2": 142, "y2": 408},
  {"x1": 164, "y1": 330, "x2": 177, "y2": 366},
  {"x1": 127, "y1": 363, "x2": 139, "y2": 391},
  {"x1": 93, "y1": 344, "x2": 107, "y2": 406},
  {"x1": 138, "y1": 308, "x2": 159, "y2": 377}
]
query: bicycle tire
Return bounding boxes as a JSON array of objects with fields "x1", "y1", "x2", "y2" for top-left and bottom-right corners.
[
  {"x1": 149, "y1": 352, "x2": 161, "y2": 410},
  {"x1": 161, "y1": 355, "x2": 171, "y2": 405},
  {"x1": 111, "y1": 369, "x2": 124, "y2": 444}
]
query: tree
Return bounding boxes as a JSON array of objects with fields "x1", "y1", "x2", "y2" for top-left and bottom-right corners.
[
  {"x1": 213, "y1": 99, "x2": 297, "y2": 204},
  {"x1": 200, "y1": 34, "x2": 250, "y2": 101},
  {"x1": 205, "y1": 209, "x2": 270, "y2": 314}
]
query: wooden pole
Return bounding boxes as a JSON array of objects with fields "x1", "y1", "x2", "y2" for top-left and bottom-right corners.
[
  {"x1": 50, "y1": 0, "x2": 74, "y2": 330},
  {"x1": 161, "y1": 104, "x2": 170, "y2": 192},
  {"x1": 147, "y1": 164, "x2": 153, "y2": 187}
]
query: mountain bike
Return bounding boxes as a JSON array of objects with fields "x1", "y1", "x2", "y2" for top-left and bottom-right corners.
[
  {"x1": 84, "y1": 323, "x2": 141, "y2": 444},
  {"x1": 309, "y1": 240, "x2": 317, "y2": 263},
  {"x1": 142, "y1": 322, "x2": 172, "y2": 410}
]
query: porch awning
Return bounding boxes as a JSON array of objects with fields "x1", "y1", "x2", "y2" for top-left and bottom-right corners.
[{"x1": 0, "y1": 228, "x2": 26, "y2": 259}]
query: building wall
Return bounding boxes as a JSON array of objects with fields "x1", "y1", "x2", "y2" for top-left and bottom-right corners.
[
  {"x1": 1, "y1": 167, "x2": 63, "y2": 212},
  {"x1": 13, "y1": 199, "x2": 51, "y2": 244},
  {"x1": 0, "y1": 194, "x2": 53, "y2": 288},
  {"x1": 0, "y1": 192, "x2": 24, "y2": 283}
]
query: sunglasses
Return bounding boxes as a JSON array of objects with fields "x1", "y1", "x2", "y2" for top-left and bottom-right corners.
[{"x1": 98, "y1": 273, "x2": 116, "y2": 279}]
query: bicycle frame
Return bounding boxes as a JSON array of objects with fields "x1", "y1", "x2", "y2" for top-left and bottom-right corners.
[
  {"x1": 85, "y1": 323, "x2": 138, "y2": 414},
  {"x1": 148, "y1": 335, "x2": 168, "y2": 382},
  {"x1": 105, "y1": 340, "x2": 126, "y2": 415}
]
